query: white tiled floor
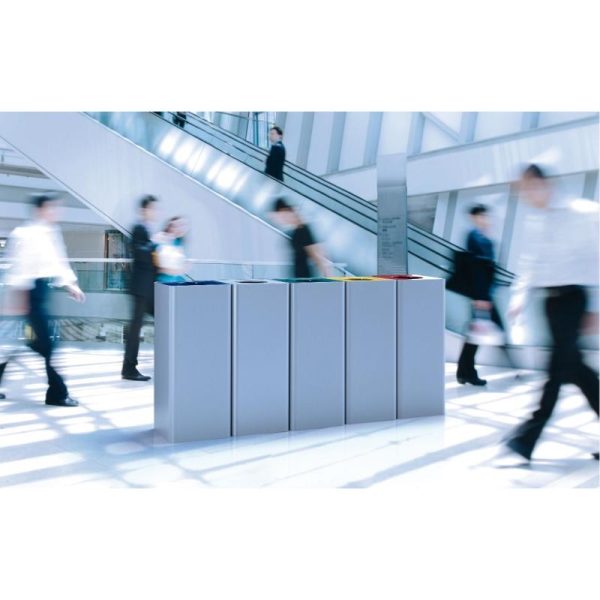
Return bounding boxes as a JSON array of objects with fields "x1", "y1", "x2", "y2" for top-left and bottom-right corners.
[{"x1": 0, "y1": 344, "x2": 597, "y2": 488}]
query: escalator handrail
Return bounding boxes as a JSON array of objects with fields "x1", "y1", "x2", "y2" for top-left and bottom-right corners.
[
  {"x1": 148, "y1": 112, "x2": 378, "y2": 232},
  {"x1": 162, "y1": 112, "x2": 379, "y2": 214},
  {"x1": 168, "y1": 112, "x2": 515, "y2": 283},
  {"x1": 91, "y1": 112, "x2": 516, "y2": 285},
  {"x1": 156, "y1": 113, "x2": 377, "y2": 216}
]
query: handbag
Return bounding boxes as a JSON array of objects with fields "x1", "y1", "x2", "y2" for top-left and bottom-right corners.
[
  {"x1": 465, "y1": 308, "x2": 505, "y2": 346},
  {"x1": 447, "y1": 251, "x2": 496, "y2": 299},
  {"x1": 446, "y1": 251, "x2": 476, "y2": 297}
]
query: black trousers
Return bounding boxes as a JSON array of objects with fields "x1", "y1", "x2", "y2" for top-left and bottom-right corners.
[
  {"x1": 510, "y1": 286, "x2": 599, "y2": 456},
  {"x1": 0, "y1": 280, "x2": 69, "y2": 402},
  {"x1": 28, "y1": 279, "x2": 69, "y2": 402},
  {"x1": 122, "y1": 294, "x2": 154, "y2": 374},
  {"x1": 457, "y1": 303, "x2": 514, "y2": 376}
]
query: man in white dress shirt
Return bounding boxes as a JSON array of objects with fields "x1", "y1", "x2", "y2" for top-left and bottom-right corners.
[
  {"x1": 0, "y1": 193, "x2": 85, "y2": 407},
  {"x1": 505, "y1": 164, "x2": 599, "y2": 461}
]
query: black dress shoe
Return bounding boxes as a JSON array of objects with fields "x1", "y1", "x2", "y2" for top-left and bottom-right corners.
[
  {"x1": 122, "y1": 371, "x2": 151, "y2": 382},
  {"x1": 457, "y1": 373, "x2": 487, "y2": 386},
  {"x1": 0, "y1": 393, "x2": 6, "y2": 400},
  {"x1": 506, "y1": 437, "x2": 532, "y2": 462},
  {"x1": 592, "y1": 452, "x2": 599, "y2": 461},
  {"x1": 46, "y1": 396, "x2": 79, "y2": 407}
]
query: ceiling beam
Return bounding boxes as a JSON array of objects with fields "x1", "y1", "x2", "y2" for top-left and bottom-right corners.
[{"x1": 421, "y1": 112, "x2": 460, "y2": 141}]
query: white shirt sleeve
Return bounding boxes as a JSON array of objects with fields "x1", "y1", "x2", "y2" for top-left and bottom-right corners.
[{"x1": 2, "y1": 227, "x2": 33, "y2": 290}]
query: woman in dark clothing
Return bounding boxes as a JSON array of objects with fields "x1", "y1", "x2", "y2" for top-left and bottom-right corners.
[{"x1": 456, "y1": 204, "x2": 514, "y2": 386}]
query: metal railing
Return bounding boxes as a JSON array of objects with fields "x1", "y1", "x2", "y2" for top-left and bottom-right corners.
[{"x1": 0, "y1": 258, "x2": 350, "y2": 294}]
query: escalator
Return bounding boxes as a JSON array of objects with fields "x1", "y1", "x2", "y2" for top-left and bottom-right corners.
[
  {"x1": 88, "y1": 111, "x2": 515, "y2": 280},
  {"x1": 87, "y1": 112, "x2": 516, "y2": 337},
  {"x1": 0, "y1": 110, "x2": 515, "y2": 340}
]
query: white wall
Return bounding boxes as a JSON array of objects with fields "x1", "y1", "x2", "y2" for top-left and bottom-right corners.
[
  {"x1": 0, "y1": 113, "x2": 289, "y2": 266},
  {"x1": 323, "y1": 167, "x2": 377, "y2": 202}
]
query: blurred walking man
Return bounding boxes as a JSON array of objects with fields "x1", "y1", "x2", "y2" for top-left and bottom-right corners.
[
  {"x1": 505, "y1": 164, "x2": 599, "y2": 462},
  {"x1": 122, "y1": 195, "x2": 158, "y2": 382},
  {"x1": 0, "y1": 193, "x2": 85, "y2": 406}
]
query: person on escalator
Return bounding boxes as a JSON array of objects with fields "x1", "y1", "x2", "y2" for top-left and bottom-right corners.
[
  {"x1": 271, "y1": 198, "x2": 331, "y2": 278},
  {"x1": 265, "y1": 126, "x2": 286, "y2": 182},
  {"x1": 456, "y1": 204, "x2": 514, "y2": 386},
  {"x1": 122, "y1": 195, "x2": 159, "y2": 382},
  {"x1": 173, "y1": 112, "x2": 187, "y2": 128}
]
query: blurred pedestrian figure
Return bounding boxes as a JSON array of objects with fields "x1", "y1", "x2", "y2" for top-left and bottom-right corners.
[
  {"x1": 456, "y1": 204, "x2": 515, "y2": 386},
  {"x1": 173, "y1": 112, "x2": 187, "y2": 128},
  {"x1": 155, "y1": 216, "x2": 188, "y2": 284},
  {"x1": 0, "y1": 193, "x2": 85, "y2": 406},
  {"x1": 265, "y1": 126, "x2": 286, "y2": 182},
  {"x1": 271, "y1": 198, "x2": 331, "y2": 278},
  {"x1": 122, "y1": 195, "x2": 158, "y2": 382},
  {"x1": 505, "y1": 164, "x2": 599, "y2": 462}
]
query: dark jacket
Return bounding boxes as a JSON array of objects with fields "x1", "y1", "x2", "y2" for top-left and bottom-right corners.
[
  {"x1": 467, "y1": 229, "x2": 495, "y2": 301},
  {"x1": 265, "y1": 141, "x2": 285, "y2": 181},
  {"x1": 129, "y1": 223, "x2": 157, "y2": 301}
]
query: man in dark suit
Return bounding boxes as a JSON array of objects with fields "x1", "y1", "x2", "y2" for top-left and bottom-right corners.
[
  {"x1": 265, "y1": 126, "x2": 286, "y2": 181},
  {"x1": 122, "y1": 195, "x2": 158, "y2": 382},
  {"x1": 173, "y1": 112, "x2": 187, "y2": 128}
]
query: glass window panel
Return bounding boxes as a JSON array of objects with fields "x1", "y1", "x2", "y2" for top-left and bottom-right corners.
[
  {"x1": 420, "y1": 121, "x2": 456, "y2": 153},
  {"x1": 474, "y1": 112, "x2": 522, "y2": 141},
  {"x1": 282, "y1": 112, "x2": 304, "y2": 164},
  {"x1": 430, "y1": 112, "x2": 462, "y2": 133},
  {"x1": 339, "y1": 112, "x2": 370, "y2": 171},
  {"x1": 307, "y1": 112, "x2": 334, "y2": 175}
]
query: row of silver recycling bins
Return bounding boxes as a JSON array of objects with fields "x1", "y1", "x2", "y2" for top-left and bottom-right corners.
[{"x1": 154, "y1": 276, "x2": 445, "y2": 443}]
